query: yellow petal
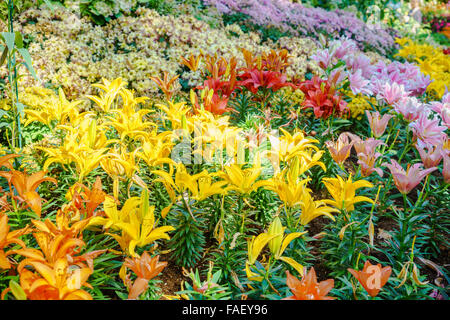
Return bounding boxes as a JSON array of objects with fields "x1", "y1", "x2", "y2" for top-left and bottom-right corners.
[
  {"x1": 161, "y1": 203, "x2": 173, "y2": 219},
  {"x1": 248, "y1": 233, "x2": 276, "y2": 265},
  {"x1": 338, "y1": 222, "x2": 357, "y2": 240},
  {"x1": 278, "y1": 232, "x2": 306, "y2": 257},
  {"x1": 278, "y1": 256, "x2": 304, "y2": 277}
]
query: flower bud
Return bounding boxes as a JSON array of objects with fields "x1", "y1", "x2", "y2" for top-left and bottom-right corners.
[{"x1": 268, "y1": 217, "x2": 283, "y2": 255}]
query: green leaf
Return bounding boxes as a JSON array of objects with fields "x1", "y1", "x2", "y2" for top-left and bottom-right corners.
[
  {"x1": 1, "y1": 32, "x2": 15, "y2": 52},
  {"x1": 42, "y1": 0, "x2": 55, "y2": 11},
  {"x1": 9, "y1": 280, "x2": 27, "y2": 300},
  {"x1": 14, "y1": 32, "x2": 23, "y2": 49},
  {"x1": 16, "y1": 102, "x2": 26, "y2": 118},
  {"x1": 17, "y1": 48, "x2": 38, "y2": 80}
]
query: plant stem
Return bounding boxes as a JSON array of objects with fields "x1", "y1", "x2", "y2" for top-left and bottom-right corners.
[{"x1": 7, "y1": 0, "x2": 22, "y2": 150}]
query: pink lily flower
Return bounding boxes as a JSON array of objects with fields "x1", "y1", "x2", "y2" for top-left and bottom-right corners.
[
  {"x1": 328, "y1": 67, "x2": 346, "y2": 86},
  {"x1": 312, "y1": 49, "x2": 333, "y2": 70},
  {"x1": 349, "y1": 70, "x2": 372, "y2": 96},
  {"x1": 393, "y1": 97, "x2": 425, "y2": 122},
  {"x1": 410, "y1": 113, "x2": 447, "y2": 148},
  {"x1": 380, "y1": 82, "x2": 408, "y2": 106},
  {"x1": 358, "y1": 154, "x2": 384, "y2": 177},
  {"x1": 416, "y1": 144, "x2": 444, "y2": 168},
  {"x1": 383, "y1": 160, "x2": 437, "y2": 194},
  {"x1": 440, "y1": 108, "x2": 450, "y2": 130},
  {"x1": 325, "y1": 132, "x2": 354, "y2": 165},
  {"x1": 443, "y1": 153, "x2": 450, "y2": 184},
  {"x1": 347, "y1": 54, "x2": 373, "y2": 78},
  {"x1": 430, "y1": 93, "x2": 450, "y2": 129},
  {"x1": 349, "y1": 135, "x2": 385, "y2": 155},
  {"x1": 365, "y1": 110, "x2": 393, "y2": 138},
  {"x1": 332, "y1": 38, "x2": 357, "y2": 59},
  {"x1": 351, "y1": 137, "x2": 385, "y2": 177}
]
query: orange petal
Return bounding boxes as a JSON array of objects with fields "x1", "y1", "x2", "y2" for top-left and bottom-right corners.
[
  {"x1": 23, "y1": 191, "x2": 42, "y2": 217},
  {"x1": 128, "y1": 277, "x2": 149, "y2": 300}
]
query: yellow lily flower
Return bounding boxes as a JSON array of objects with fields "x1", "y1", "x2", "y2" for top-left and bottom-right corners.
[
  {"x1": 87, "y1": 78, "x2": 126, "y2": 113},
  {"x1": 156, "y1": 101, "x2": 192, "y2": 130},
  {"x1": 264, "y1": 174, "x2": 310, "y2": 208},
  {"x1": 268, "y1": 128, "x2": 320, "y2": 164},
  {"x1": 39, "y1": 118, "x2": 113, "y2": 181},
  {"x1": 219, "y1": 157, "x2": 269, "y2": 195},
  {"x1": 190, "y1": 174, "x2": 228, "y2": 201},
  {"x1": 153, "y1": 163, "x2": 226, "y2": 202},
  {"x1": 267, "y1": 217, "x2": 306, "y2": 259},
  {"x1": 88, "y1": 196, "x2": 140, "y2": 230},
  {"x1": 73, "y1": 149, "x2": 109, "y2": 182},
  {"x1": 117, "y1": 87, "x2": 149, "y2": 111},
  {"x1": 114, "y1": 190, "x2": 175, "y2": 257},
  {"x1": 106, "y1": 105, "x2": 154, "y2": 141},
  {"x1": 40, "y1": 142, "x2": 108, "y2": 182},
  {"x1": 322, "y1": 174, "x2": 374, "y2": 212},
  {"x1": 267, "y1": 217, "x2": 305, "y2": 275},
  {"x1": 297, "y1": 189, "x2": 338, "y2": 226},
  {"x1": 101, "y1": 148, "x2": 140, "y2": 181},
  {"x1": 288, "y1": 152, "x2": 326, "y2": 176},
  {"x1": 247, "y1": 233, "x2": 276, "y2": 265},
  {"x1": 24, "y1": 88, "x2": 83, "y2": 127},
  {"x1": 193, "y1": 121, "x2": 243, "y2": 164},
  {"x1": 137, "y1": 132, "x2": 174, "y2": 168}
]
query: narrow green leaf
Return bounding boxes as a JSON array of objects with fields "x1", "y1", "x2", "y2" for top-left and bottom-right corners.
[
  {"x1": 16, "y1": 102, "x2": 26, "y2": 118},
  {"x1": 17, "y1": 48, "x2": 38, "y2": 80}
]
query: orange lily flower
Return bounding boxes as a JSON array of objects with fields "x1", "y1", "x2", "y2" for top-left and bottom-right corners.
[
  {"x1": 0, "y1": 191, "x2": 10, "y2": 212},
  {"x1": 0, "y1": 170, "x2": 57, "y2": 217},
  {"x1": 0, "y1": 154, "x2": 20, "y2": 170},
  {"x1": 31, "y1": 209, "x2": 90, "y2": 240},
  {"x1": 348, "y1": 260, "x2": 392, "y2": 297},
  {"x1": 15, "y1": 233, "x2": 85, "y2": 269},
  {"x1": 0, "y1": 213, "x2": 30, "y2": 269},
  {"x1": 15, "y1": 230, "x2": 104, "y2": 273},
  {"x1": 68, "y1": 177, "x2": 109, "y2": 218},
  {"x1": 283, "y1": 268, "x2": 335, "y2": 300},
  {"x1": 121, "y1": 252, "x2": 167, "y2": 299},
  {"x1": 203, "y1": 54, "x2": 234, "y2": 79},
  {"x1": 150, "y1": 71, "x2": 179, "y2": 100},
  {"x1": 261, "y1": 49, "x2": 291, "y2": 73},
  {"x1": 18, "y1": 257, "x2": 93, "y2": 300},
  {"x1": 180, "y1": 53, "x2": 202, "y2": 72}
]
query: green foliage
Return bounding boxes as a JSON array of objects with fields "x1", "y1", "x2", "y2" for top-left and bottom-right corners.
[
  {"x1": 0, "y1": 2, "x2": 39, "y2": 150},
  {"x1": 177, "y1": 267, "x2": 232, "y2": 300},
  {"x1": 167, "y1": 202, "x2": 206, "y2": 268},
  {"x1": 0, "y1": 0, "x2": 35, "y2": 21}
]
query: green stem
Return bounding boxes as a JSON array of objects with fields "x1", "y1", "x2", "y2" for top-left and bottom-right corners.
[
  {"x1": 7, "y1": 0, "x2": 22, "y2": 150},
  {"x1": 398, "y1": 193, "x2": 409, "y2": 261},
  {"x1": 398, "y1": 128, "x2": 412, "y2": 163}
]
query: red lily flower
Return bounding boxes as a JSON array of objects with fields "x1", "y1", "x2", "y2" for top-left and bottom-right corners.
[{"x1": 298, "y1": 76, "x2": 348, "y2": 119}]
